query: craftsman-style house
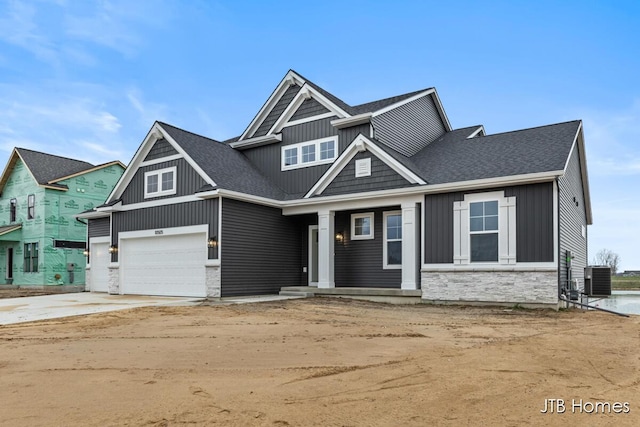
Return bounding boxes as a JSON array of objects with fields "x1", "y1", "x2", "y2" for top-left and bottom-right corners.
[
  {"x1": 81, "y1": 70, "x2": 591, "y2": 307},
  {"x1": 0, "y1": 148, "x2": 124, "y2": 286}
]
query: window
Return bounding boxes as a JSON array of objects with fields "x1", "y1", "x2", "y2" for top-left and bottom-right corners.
[
  {"x1": 27, "y1": 194, "x2": 35, "y2": 219},
  {"x1": 281, "y1": 136, "x2": 338, "y2": 170},
  {"x1": 384, "y1": 211, "x2": 402, "y2": 269},
  {"x1": 469, "y1": 201, "x2": 499, "y2": 262},
  {"x1": 351, "y1": 212, "x2": 374, "y2": 240},
  {"x1": 144, "y1": 166, "x2": 177, "y2": 198},
  {"x1": 24, "y1": 242, "x2": 38, "y2": 273},
  {"x1": 10, "y1": 198, "x2": 16, "y2": 222}
]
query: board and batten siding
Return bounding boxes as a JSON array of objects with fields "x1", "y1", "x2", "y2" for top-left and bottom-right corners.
[
  {"x1": 423, "y1": 182, "x2": 554, "y2": 264},
  {"x1": 144, "y1": 138, "x2": 178, "y2": 161},
  {"x1": 253, "y1": 84, "x2": 301, "y2": 137},
  {"x1": 321, "y1": 151, "x2": 414, "y2": 197},
  {"x1": 120, "y1": 158, "x2": 207, "y2": 205},
  {"x1": 371, "y1": 94, "x2": 445, "y2": 157},
  {"x1": 220, "y1": 198, "x2": 303, "y2": 296},
  {"x1": 558, "y1": 143, "x2": 587, "y2": 291},
  {"x1": 334, "y1": 207, "x2": 402, "y2": 288},
  {"x1": 289, "y1": 98, "x2": 330, "y2": 121},
  {"x1": 110, "y1": 199, "x2": 218, "y2": 262}
]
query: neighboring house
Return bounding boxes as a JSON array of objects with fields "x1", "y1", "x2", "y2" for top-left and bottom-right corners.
[
  {"x1": 81, "y1": 70, "x2": 591, "y2": 307},
  {"x1": 0, "y1": 148, "x2": 125, "y2": 286}
]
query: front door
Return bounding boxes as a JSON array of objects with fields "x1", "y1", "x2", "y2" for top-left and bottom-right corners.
[
  {"x1": 309, "y1": 226, "x2": 318, "y2": 286},
  {"x1": 7, "y1": 247, "x2": 13, "y2": 281}
]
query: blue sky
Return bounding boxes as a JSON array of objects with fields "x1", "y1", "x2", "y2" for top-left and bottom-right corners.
[{"x1": 0, "y1": 0, "x2": 639, "y2": 269}]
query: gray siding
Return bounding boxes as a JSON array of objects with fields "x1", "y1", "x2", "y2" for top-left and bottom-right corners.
[
  {"x1": 144, "y1": 138, "x2": 178, "y2": 161},
  {"x1": 290, "y1": 98, "x2": 330, "y2": 121},
  {"x1": 120, "y1": 158, "x2": 207, "y2": 205},
  {"x1": 558, "y1": 144, "x2": 587, "y2": 292},
  {"x1": 335, "y1": 208, "x2": 402, "y2": 288},
  {"x1": 88, "y1": 217, "x2": 110, "y2": 238},
  {"x1": 221, "y1": 198, "x2": 303, "y2": 296},
  {"x1": 424, "y1": 183, "x2": 554, "y2": 264},
  {"x1": 372, "y1": 95, "x2": 445, "y2": 156},
  {"x1": 254, "y1": 84, "x2": 301, "y2": 137},
  {"x1": 242, "y1": 118, "x2": 339, "y2": 196},
  {"x1": 322, "y1": 151, "x2": 414, "y2": 196},
  {"x1": 111, "y1": 199, "x2": 218, "y2": 262}
]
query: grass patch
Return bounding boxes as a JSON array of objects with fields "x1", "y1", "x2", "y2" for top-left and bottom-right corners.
[{"x1": 612, "y1": 276, "x2": 640, "y2": 290}]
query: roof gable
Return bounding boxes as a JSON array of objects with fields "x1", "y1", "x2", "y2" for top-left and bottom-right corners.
[
  {"x1": 0, "y1": 148, "x2": 103, "y2": 194},
  {"x1": 306, "y1": 134, "x2": 426, "y2": 198}
]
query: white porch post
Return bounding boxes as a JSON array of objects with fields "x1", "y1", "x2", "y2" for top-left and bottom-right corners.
[
  {"x1": 401, "y1": 202, "x2": 418, "y2": 290},
  {"x1": 317, "y1": 210, "x2": 335, "y2": 288}
]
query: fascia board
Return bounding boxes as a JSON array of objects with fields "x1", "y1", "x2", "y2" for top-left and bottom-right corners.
[
  {"x1": 48, "y1": 161, "x2": 126, "y2": 184},
  {"x1": 239, "y1": 70, "x2": 305, "y2": 141},
  {"x1": 229, "y1": 133, "x2": 282, "y2": 150},
  {"x1": 561, "y1": 122, "x2": 592, "y2": 224},
  {"x1": 331, "y1": 113, "x2": 372, "y2": 129},
  {"x1": 371, "y1": 89, "x2": 435, "y2": 117},
  {"x1": 466, "y1": 126, "x2": 486, "y2": 139},
  {"x1": 0, "y1": 149, "x2": 19, "y2": 194},
  {"x1": 268, "y1": 84, "x2": 351, "y2": 135},
  {"x1": 429, "y1": 89, "x2": 452, "y2": 131},
  {"x1": 75, "y1": 210, "x2": 110, "y2": 219}
]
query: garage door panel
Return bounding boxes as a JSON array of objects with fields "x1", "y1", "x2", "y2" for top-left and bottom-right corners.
[{"x1": 120, "y1": 233, "x2": 206, "y2": 297}]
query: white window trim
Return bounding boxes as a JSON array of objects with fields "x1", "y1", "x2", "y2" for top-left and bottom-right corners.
[
  {"x1": 281, "y1": 136, "x2": 338, "y2": 171},
  {"x1": 144, "y1": 166, "x2": 177, "y2": 199},
  {"x1": 383, "y1": 210, "x2": 402, "y2": 270},
  {"x1": 469, "y1": 200, "x2": 499, "y2": 263},
  {"x1": 351, "y1": 212, "x2": 374, "y2": 240},
  {"x1": 453, "y1": 191, "x2": 516, "y2": 266}
]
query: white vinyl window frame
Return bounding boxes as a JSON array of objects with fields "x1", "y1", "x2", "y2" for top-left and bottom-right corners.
[
  {"x1": 453, "y1": 191, "x2": 516, "y2": 266},
  {"x1": 281, "y1": 136, "x2": 338, "y2": 171},
  {"x1": 144, "y1": 166, "x2": 177, "y2": 199},
  {"x1": 383, "y1": 210, "x2": 402, "y2": 269},
  {"x1": 351, "y1": 212, "x2": 374, "y2": 240}
]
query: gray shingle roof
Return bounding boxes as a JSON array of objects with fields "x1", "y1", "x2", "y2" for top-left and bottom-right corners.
[
  {"x1": 158, "y1": 122, "x2": 285, "y2": 200},
  {"x1": 351, "y1": 89, "x2": 433, "y2": 115},
  {"x1": 410, "y1": 121, "x2": 581, "y2": 184},
  {"x1": 16, "y1": 148, "x2": 94, "y2": 185}
]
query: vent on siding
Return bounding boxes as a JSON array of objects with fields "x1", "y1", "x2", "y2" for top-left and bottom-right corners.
[
  {"x1": 584, "y1": 266, "x2": 612, "y2": 296},
  {"x1": 355, "y1": 158, "x2": 372, "y2": 178}
]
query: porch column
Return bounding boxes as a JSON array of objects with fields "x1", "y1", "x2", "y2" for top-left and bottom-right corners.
[
  {"x1": 317, "y1": 210, "x2": 335, "y2": 288},
  {"x1": 401, "y1": 202, "x2": 418, "y2": 290}
]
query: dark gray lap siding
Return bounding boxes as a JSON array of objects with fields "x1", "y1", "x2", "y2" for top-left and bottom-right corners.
[
  {"x1": 221, "y1": 199, "x2": 303, "y2": 297},
  {"x1": 424, "y1": 182, "x2": 554, "y2": 264},
  {"x1": 335, "y1": 207, "x2": 402, "y2": 288}
]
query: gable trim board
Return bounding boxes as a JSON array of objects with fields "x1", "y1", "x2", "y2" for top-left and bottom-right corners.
[
  {"x1": 48, "y1": 161, "x2": 127, "y2": 184},
  {"x1": 305, "y1": 134, "x2": 426, "y2": 198},
  {"x1": 106, "y1": 122, "x2": 216, "y2": 204},
  {"x1": 230, "y1": 133, "x2": 282, "y2": 150},
  {"x1": 283, "y1": 112, "x2": 337, "y2": 129},
  {"x1": 564, "y1": 122, "x2": 592, "y2": 225}
]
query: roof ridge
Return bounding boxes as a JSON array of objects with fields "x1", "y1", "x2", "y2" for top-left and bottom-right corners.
[
  {"x1": 157, "y1": 121, "x2": 222, "y2": 144},
  {"x1": 15, "y1": 147, "x2": 94, "y2": 166},
  {"x1": 480, "y1": 120, "x2": 581, "y2": 138}
]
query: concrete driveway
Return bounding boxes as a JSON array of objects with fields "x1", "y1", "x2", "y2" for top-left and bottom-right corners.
[{"x1": 0, "y1": 293, "x2": 202, "y2": 325}]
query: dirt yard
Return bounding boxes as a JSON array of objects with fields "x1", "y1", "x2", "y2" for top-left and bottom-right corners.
[{"x1": 0, "y1": 298, "x2": 638, "y2": 426}]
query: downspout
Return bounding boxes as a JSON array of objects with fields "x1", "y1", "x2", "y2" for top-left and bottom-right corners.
[{"x1": 556, "y1": 177, "x2": 562, "y2": 302}]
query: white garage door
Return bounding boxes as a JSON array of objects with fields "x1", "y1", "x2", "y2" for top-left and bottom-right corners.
[
  {"x1": 90, "y1": 241, "x2": 110, "y2": 292},
  {"x1": 120, "y1": 233, "x2": 206, "y2": 297}
]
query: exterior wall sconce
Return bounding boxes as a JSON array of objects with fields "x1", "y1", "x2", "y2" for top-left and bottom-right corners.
[
  {"x1": 207, "y1": 237, "x2": 218, "y2": 248},
  {"x1": 335, "y1": 232, "x2": 344, "y2": 243},
  {"x1": 83, "y1": 248, "x2": 90, "y2": 257},
  {"x1": 108, "y1": 244, "x2": 118, "y2": 254}
]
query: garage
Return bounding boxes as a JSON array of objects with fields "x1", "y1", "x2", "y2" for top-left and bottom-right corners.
[
  {"x1": 119, "y1": 232, "x2": 206, "y2": 297},
  {"x1": 89, "y1": 239, "x2": 110, "y2": 292}
]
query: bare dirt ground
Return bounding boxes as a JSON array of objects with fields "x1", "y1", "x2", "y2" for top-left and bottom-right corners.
[
  {"x1": 0, "y1": 298, "x2": 638, "y2": 427},
  {"x1": 0, "y1": 289, "x2": 60, "y2": 299}
]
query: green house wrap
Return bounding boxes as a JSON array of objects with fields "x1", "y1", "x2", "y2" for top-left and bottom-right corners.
[{"x1": 0, "y1": 148, "x2": 124, "y2": 286}]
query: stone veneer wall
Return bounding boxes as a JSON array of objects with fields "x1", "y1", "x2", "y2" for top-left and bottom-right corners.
[
  {"x1": 108, "y1": 266, "x2": 119, "y2": 294},
  {"x1": 206, "y1": 265, "x2": 221, "y2": 298},
  {"x1": 421, "y1": 270, "x2": 558, "y2": 305}
]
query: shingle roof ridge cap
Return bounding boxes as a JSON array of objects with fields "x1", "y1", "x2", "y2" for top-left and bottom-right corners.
[
  {"x1": 352, "y1": 87, "x2": 435, "y2": 110},
  {"x1": 481, "y1": 120, "x2": 581, "y2": 138},
  {"x1": 15, "y1": 147, "x2": 95, "y2": 166},
  {"x1": 156, "y1": 121, "x2": 222, "y2": 144}
]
